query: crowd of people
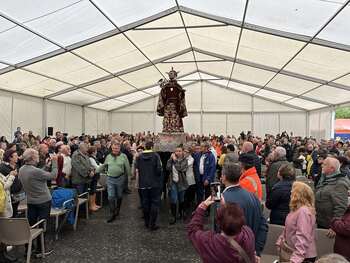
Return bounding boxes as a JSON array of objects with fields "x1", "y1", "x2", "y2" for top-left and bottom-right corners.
[{"x1": 0, "y1": 128, "x2": 350, "y2": 262}]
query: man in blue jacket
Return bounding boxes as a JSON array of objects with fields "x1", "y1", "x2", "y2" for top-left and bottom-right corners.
[
  {"x1": 221, "y1": 162, "x2": 268, "y2": 260},
  {"x1": 200, "y1": 141, "x2": 216, "y2": 200}
]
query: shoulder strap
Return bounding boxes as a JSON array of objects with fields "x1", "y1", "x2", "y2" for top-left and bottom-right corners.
[{"x1": 227, "y1": 238, "x2": 252, "y2": 263}]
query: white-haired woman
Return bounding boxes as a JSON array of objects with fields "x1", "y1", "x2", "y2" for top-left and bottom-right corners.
[{"x1": 18, "y1": 148, "x2": 58, "y2": 257}]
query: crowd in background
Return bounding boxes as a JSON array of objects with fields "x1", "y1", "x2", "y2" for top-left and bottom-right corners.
[{"x1": 0, "y1": 127, "x2": 350, "y2": 262}]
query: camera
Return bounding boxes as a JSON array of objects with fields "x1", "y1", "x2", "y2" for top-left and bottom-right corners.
[{"x1": 210, "y1": 182, "x2": 221, "y2": 202}]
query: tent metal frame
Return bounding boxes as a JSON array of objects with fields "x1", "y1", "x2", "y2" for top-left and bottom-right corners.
[
  {"x1": 108, "y1": 79, "x2": 306, "y2": 112},
  {"x1": 0, "y1": 3, "x2": 349, "y2": 111},
  {"x1": 252, "y1": 0, "x2": 350, "y2": 95}
]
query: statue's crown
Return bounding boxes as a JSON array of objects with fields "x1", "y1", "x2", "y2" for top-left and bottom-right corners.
[{"x1": 167, "y1": 67, "x2": 179, "y2": 77}]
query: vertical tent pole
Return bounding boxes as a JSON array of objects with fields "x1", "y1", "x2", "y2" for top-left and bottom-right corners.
[{"x1": 82, "y1": 106, "x2": 85, "y2": 135}]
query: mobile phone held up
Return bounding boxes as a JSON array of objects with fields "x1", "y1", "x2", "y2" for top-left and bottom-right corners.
[{"x1": 210, "y1": 182, "x2": 221, "y2": 202}]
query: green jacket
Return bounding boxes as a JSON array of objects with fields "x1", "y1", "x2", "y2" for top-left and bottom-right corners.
[
  {"x1": 315, "y1": 173, "x2": 350, "y2": 228},
  {"x1": 71, "y1": 150, "x2": 92, "y2": 185},
  {"x1": 99, "y1": 153, "x2": 131, "y2": 178}
]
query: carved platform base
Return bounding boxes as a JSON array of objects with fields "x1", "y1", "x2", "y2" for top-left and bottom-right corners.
[{"x1": 154, "y1": 132, "x2": 187, "y2": 152}]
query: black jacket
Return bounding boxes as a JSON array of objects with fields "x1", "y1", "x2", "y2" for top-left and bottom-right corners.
[
  {"x1": 135, "y1": 151, "x2": 163, "y2": 189},
  {"x1": 282, "y1": 143, "x2": 293, "y2": 162},
  {"x1": 121, "y1": 147, "x2": 133, "y2": 166},
  {"x1": 340, "y1": 164, "x2": 350, "y2": 180},
  {"x1": 265, "y1": 180, "x2": 293, "y2": 225}
]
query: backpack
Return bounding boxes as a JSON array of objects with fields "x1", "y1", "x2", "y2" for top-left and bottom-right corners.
[
  {"x1": 0, "y1": 181, "x2": 6, "y2": 214},
  {"x1": 51, "y1": 188, "x2": 77, "y2": 224}
]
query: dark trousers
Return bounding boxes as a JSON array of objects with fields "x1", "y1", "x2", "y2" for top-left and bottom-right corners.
[
  {"x1": 73, "y1": 183, "x2": 89, "y2": 195},
  {"x1": 196, "y1": 181, "x2": 204, "y2": 205},
  {"x1": 184, "y1": 184, "x2": 197, "y2": 213},
  {"x1": 89, "y1": 175, "x2": 99, "y2": 194},
  {"x1": 12, "y1": 201, "x2": 19, "y2": 218},
  {"x1": 204, "y1": 184, "x2": 211, "y2": 199},
  {"x1": 140, "y1": 188, "x2": 161, "y2": 228},
  {"x1": 27, "y1": 201, "x2": 51, "y2": 252},
  {"x1": 123, "y1": 173, "x2": 129, "y2": 191}
]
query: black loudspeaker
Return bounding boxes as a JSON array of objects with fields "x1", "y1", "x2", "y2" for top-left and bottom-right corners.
[{"x1": 48, "y1": 127, "x2": 53, "y2": 136}]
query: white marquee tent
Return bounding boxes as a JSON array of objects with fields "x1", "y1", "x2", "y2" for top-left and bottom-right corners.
[{"x1": 0, "y1": 0, "x2": 349, "y2": 140}]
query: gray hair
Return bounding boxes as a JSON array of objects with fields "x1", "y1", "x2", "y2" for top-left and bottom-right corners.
[
  {"x1": 222, "y1": 162, "x2": 241, "y2": 183},
  {"x1": 316, "y1": 253, "x2": 349, "y2": 263},
  {"x1": 274, "y1": 146, "x2": 286, "y2": 158},
  {"x1": 200, "y1": 141, "x2": 211, "y2": 149},
  {"x1": 327, "y1": 157, "x2": 341, "y2": 173},
  {"x1": 23, "y1": 148, "x2": 39, "y2": 165},
  {"x1": 79, "y1": 143, "x2": 88, "y2": 151}
]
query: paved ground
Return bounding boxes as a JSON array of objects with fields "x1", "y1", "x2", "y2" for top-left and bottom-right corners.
[{"x1": 11, "y1": 191, "x2": 200, "y2": 263}]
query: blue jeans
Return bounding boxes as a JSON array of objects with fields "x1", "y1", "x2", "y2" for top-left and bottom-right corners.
[
  {"x1": 107, "y1": 176, "x2": 125, "y2": 200},
  {"x1": 168, "y1": 182, "x2": 185, "y2": 205}
]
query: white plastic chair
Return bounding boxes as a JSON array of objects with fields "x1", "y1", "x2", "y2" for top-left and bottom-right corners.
[
  {"x1": 74, "y1": 192, "x2": 89, "y2": 231},
  {"x1": 0, "y1": 218, "x2": 46, "y2": 263},
  {"x1": 50, "y1": 198, "x2": 75, "y2": 240}
]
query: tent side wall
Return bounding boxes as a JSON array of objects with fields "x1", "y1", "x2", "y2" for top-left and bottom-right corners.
[
  {"x1": 0, "y1": 90, "x2": 110, "y2": 140},
  {"x1": 308, "y1": 107, "x2": 335, "y2": 140}
]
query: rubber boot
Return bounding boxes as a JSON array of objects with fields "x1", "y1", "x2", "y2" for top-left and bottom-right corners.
[
  {"x1": 169, "y1": 204, "x2": 177, "y2": 225},
  {"x1": 143, "y1": 210, "x2": 150, "y2": 228},
  {"x1": 178, "y1": 202, "x2": 185, "y2": 221},
  {"x1": 107, "y1": 199, "x2": 116, "y2": 223},
  {"x1": 115, "y1": 198, "x2": 122, "y2": 217},
  {"x1": 149, "y1": 207, "x2": 159, "y2": 231}
]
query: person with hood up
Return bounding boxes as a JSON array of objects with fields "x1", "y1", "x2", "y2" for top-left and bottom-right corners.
[{"x1": 135, "y1": 141, "x2": 163, "y2": 231}]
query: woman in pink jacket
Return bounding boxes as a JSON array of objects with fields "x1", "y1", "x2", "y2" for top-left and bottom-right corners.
[{"x1": 276, "y1": 181, "x2": 317, "y2": 263}]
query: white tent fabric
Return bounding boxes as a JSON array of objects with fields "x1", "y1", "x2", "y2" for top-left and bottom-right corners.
[{"x1": 0, "y1": 0, "x2": 348, "y2": 138}]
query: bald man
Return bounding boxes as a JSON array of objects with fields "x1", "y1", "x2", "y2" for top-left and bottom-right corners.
[
  {"x1": 241, "y1": 142, "x2": 261, "y2": 177},
  {"x1": 315, "y1": 157, "x2": 350, "y2": 229}
]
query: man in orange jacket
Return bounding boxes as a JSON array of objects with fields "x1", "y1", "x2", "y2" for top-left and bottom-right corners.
[{"x1": 238, "y1": 153, "x2": 263, "y2": 201}]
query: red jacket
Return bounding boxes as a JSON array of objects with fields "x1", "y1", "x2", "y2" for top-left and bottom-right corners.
[
  {"x1": 240, "y1": 167, "x2": 263, "y2": 201},
  {"x1": 331, "y1": 206, "x2": 350, "y2": 260},
  {"x1": 187, "y1": 206, "x2": 255, "y2": 263}
]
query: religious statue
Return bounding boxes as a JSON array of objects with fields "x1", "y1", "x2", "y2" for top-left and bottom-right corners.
[{"x1": 157, "y1": 68, "x2": 187, "y2": 133}]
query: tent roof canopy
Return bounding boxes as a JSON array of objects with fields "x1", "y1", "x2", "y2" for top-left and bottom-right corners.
[{"x1": 1, "y1": 0, "x2": 350, "y2": 111}]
